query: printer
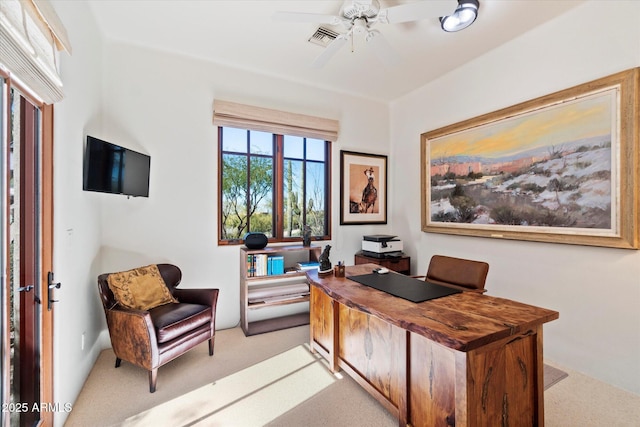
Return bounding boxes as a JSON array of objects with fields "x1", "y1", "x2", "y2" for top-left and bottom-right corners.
[{"x1": 361, "y1": 235, "x2": 404, "y2": 258}]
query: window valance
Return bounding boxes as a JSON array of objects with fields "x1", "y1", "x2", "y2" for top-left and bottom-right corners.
[
  {"x1": 0, "y1": 0, "x2": 72, "y2": 104},
  {"x1": 213, "y1": 100, "x2": 339, "y2": 142}
]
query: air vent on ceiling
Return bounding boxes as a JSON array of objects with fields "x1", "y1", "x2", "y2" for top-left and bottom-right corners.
[{"x1": 308, "y1": 27, "x2": 339, "y2": 47}]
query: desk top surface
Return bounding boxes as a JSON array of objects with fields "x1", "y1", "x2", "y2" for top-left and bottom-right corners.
[{"x1": 307, "y1": 264, "x2": 559, "y2": 352}]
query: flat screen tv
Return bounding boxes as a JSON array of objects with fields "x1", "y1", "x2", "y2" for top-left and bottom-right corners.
[{"x1": 83, "y1": 135, "x2": 150, "y2": 197}]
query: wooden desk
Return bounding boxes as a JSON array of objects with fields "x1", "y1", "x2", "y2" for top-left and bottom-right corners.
[{"x1": 307, "y1": 264, "x2": 559, "y2": 427}]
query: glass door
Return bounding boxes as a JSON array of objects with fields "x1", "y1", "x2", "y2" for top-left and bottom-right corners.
[{"x1": 2, "y1": 83, "x2": 45, "y2": 426}]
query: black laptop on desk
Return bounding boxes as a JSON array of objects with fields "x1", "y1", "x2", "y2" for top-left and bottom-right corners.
[{"x1": 348, "y1": 273, "x2": 460, "y2": 303}]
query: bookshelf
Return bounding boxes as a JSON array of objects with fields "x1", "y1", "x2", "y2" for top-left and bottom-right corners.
[{"x1": 239, "y1": 245, "x2": 321, "y2": 336}]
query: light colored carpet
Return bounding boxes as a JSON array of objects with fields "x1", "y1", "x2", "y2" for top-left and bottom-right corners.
[
  {"x1": 64, "y1": 326, "x2": 310, "y2": 426},
  {"x1": 64, "y1": 326, "x2": 640, "y2": 427},
  {"x1": 122, "y1": 344, "x2": 337, "y2": 426}
]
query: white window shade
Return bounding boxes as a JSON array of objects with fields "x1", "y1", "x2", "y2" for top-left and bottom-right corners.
[
  {"x1": 0, "y1": 0, "x2": 71, "y2": 104},
  {"x1": 213, "y1": 100, "x2": 339, "y2": 142}
]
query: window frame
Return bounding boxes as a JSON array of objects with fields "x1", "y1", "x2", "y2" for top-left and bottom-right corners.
[{"x1": 217, "y1": 127, "x2": 332, "y2": 245}]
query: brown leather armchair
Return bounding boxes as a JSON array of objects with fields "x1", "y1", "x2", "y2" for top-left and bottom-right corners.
[
  {"x1": 420, "y1": 255, "x2": 489, "y2": 293},
  {"x1": 97, "y1": 263, "x2": 219, "y2": 392}
]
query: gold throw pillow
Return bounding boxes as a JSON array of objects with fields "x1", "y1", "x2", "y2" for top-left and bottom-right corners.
[{"x1": 107, "y1": 264, "x2": 178, "y2": 310}]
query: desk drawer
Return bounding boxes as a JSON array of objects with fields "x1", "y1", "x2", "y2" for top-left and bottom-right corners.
[
  {"x1": 378, "y1": 257, "x2": 410, "y2": 273},
  {"x1": 354, "y1": 254, "x2": 410, "y2": 274}
]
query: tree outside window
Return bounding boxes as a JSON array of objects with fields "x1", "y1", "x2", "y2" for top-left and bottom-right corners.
[{"x1": 219, "y1": 127, "x2": 330, "y2": 244}]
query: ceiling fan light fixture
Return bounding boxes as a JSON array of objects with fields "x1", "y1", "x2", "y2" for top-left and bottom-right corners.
[
  {"x1": 440, "y1": 0, "x2": 479, "y2": 33},
  {"x1": 342, "y1": 0, "x2": 381, "y2": 20}
]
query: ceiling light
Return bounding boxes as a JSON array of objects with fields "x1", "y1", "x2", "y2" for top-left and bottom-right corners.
[{"x1": 440, "y1": 0, "x2": 479, "y2": 32}]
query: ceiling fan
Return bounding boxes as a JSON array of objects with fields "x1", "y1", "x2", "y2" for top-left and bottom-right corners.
[{"x1": 274, "y1": 0, "x2": 478, "y2": 68}]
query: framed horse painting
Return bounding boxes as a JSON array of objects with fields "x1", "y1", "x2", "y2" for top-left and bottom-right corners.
[{"x1": 340, "y1": 150, "x2": 388, "y2": 225}]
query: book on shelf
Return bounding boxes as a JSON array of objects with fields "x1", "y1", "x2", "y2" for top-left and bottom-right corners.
[
  {"x1": 270, "y1": 255, "x2": 285, "y2": 275},
  {"x1": 246, "y1": 254, "x2": 286, "y2": 277},
  {"x1": 296, "y1": 261, "x2": 319, "y2": 271}
]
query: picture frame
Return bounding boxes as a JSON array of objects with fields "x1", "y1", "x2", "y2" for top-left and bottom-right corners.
[
  {"x1": 340, "y1": 150, "x2": 388, "y2": 225},
  {"x1": 421, "y1": 68, "x2": 639, "y2": 249}
]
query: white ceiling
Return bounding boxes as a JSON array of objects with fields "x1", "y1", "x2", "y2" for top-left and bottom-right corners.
[{"x1": 86, "y1": 0, "x2": 584, "y2": 103}]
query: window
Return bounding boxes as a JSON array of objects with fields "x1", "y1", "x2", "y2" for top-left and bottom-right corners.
[{"x1": 218, "y1": 127, "x2": 331, "y2": 244}]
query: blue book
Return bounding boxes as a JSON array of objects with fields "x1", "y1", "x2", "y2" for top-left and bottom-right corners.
[
  {"x1": 297, "y1": 261, "x2": 319, "y2": 271},
  {"x1": 270, "y1": 256, "x2": 285, "y2": 275}
]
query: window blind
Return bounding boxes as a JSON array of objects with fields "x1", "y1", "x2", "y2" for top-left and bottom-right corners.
[
  {"x1": 213, "y1": 100, "x2": 339, "y2": 142},
  {"x1": 0, "y1": 0, "x2": 71, "y2": 104}
]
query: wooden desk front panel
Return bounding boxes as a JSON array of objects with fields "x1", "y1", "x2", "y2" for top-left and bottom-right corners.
[
  {"x1": 464, "y1": 327, "x2": 542, "y2": 427},
  {"x1": 409, "y1": 328, "x2": 542, "y2": 427},
  {"x1": 310, "y1": 287, "x2": 405, "y2": 420},
  {"x1": 409, "y1": 334, "x2": 457, "y2": 426},
  {"x1": 337, "y1": 303, "x2": 405, "y2": 409},
  {"x1": 310, "y1": 285, "x2": 333, "y2": 356}
]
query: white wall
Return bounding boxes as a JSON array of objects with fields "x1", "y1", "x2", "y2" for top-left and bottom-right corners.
[
  {"x1": 390, "y1": 1, "x2": 640, "y2": 395},
  {"x1": 50, "y1": 2, "x2": 105, "y2": 426}
]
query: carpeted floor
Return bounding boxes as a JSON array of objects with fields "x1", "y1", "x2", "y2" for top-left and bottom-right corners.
[{"x1": 64, "y1": 326, "x2": 640, "y2": 427}]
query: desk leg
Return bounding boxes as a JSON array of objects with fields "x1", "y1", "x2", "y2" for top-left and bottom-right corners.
[
  {"x1": 309, "y1": 286, "x2": 340, "y2": 373},
  {"x1": 462, "y1": 329, "x2": 543, "y2": 426},
  {"x1": 534, "y1": 325, "x2": 545, "y2": 427},
  {"x1": 329, "y1": 299, "x2": 340, "y2": 373},
  {"x1": 398, "y1": 330, "x2": 408, "y2": 427},
  {"x1": 309, "y1": 286, "x2": 316, "y2": 354}
]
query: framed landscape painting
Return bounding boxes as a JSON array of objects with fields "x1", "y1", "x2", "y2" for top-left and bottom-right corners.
[
  {"x1": 421, "y1": 68, "x2": 639, "y2": 249},
  {"x1": 340, "y1": 150, "x2": 387, "y2": 225}
]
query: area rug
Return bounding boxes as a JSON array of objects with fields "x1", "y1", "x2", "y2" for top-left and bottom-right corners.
[{"x1": 544, "y1": 363, "x2": 569, "y2": 390}]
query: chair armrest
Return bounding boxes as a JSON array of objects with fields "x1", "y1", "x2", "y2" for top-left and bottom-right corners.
[
  {"x1": 106, "y1": 308, "x2": 158, "y2": 369},
  {"x1": 173, "y1": 288, "x2": 219, "y2": 308}
]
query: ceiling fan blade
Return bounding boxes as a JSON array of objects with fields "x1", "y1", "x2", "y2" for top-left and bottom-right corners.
[
  {"x1": 366, "y1": 30, "x2": 401, "y2": 67},
  {"x1": 311, "y1": 34, "x2": 350, "y2": 68},
  {"x1": 273, "y1": 11, "x2": 345, "y2": 25},
  {"x1": 380, "y1": 1, "x2": 454, "y2": 24}
]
